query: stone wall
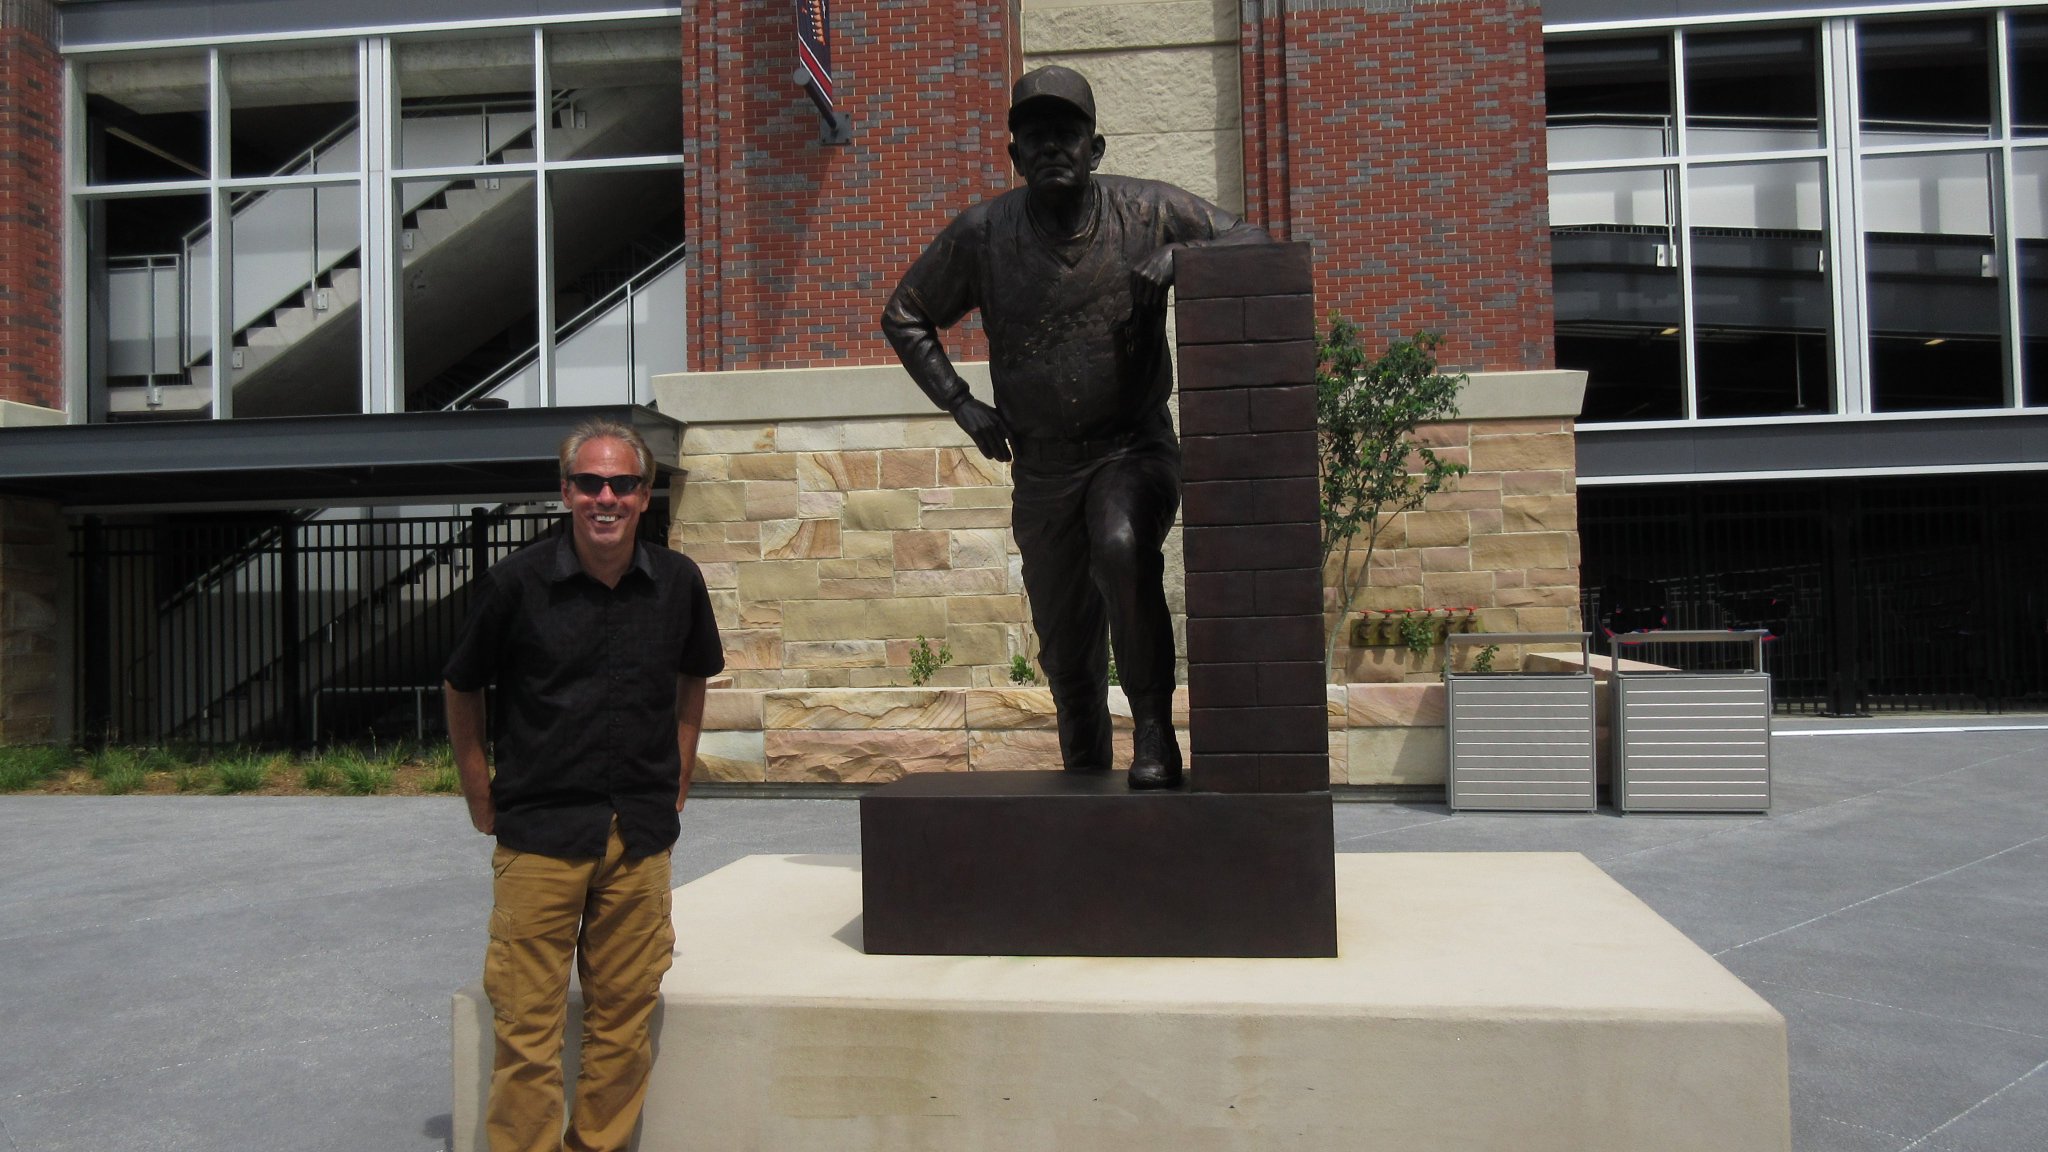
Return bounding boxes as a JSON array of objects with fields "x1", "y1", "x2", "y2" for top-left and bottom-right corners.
[
  {"x1": 1023, "y1": 0, "x2": 1244, "y2": 211},
  {"x1": 0, "y1": 495, "x2": 62, "y2": 744},
  {"x1": 691, "y1": 679, "x2": 1463, "y2": 789},
  {"x1": 1327, "y1": 409, "x2": 1585, "y2": 685},
  {"x1": 657, "y1": 365, "x2": 1585, "y2": 696}
]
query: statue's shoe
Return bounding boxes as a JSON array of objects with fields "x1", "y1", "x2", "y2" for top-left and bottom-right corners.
[{"x1": 1128, "y1": 759, "x2": 1183, "y2": 790}]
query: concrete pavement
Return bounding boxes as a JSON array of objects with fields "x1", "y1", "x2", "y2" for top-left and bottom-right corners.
[{"x1": 1, "y1": 719, "x2": 2043, "y2": 1151}]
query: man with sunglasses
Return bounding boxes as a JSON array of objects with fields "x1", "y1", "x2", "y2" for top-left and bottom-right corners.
[
  {"x1": 883, "y1": 65, "x2": 1266, "y2": 789},
  {"x1": 443, "y1": 418, "x2": 723, "y2": 1152}
]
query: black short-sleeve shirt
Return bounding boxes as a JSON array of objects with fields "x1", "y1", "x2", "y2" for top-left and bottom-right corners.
[{"x1": 443, "y1": 531, "x2": 725, "y2": 859}]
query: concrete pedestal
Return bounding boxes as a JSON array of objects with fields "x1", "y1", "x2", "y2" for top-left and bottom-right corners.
[{"x1": 454, "y1": 852, "x2": 1789, "y2": 1152}]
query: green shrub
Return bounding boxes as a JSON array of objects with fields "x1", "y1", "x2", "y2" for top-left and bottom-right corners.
[
  {"x1": 89, "y1": 745, "x2": 142, "y2": 780},
  {"x1": 0, "y1": 745, "x2": 73, "y2": 792},
  {"x1": 1007, "y1": 654, "x2": 1038, "y2": 685},
  {"x1": 337, "y1": 749, "x2": 395, "y2": 796},
  {"x1": 300, "y1": 760, "x2": 338, "y2": 791},
  {"x1": 174, "y1": 766, "x2": 216, "y2": 793},
  {"x1": 213, "y1": 754, "x2": 272, "y2": 794},
  {"x1": 907, "y1": 635, "x2": 953, "y2": 686},
  {"x1": 424, "y1": 765, "x2": 462, "y2": 794},
  {"x1": 99, "y1": 763, "x2": 147, "y2": 794}
]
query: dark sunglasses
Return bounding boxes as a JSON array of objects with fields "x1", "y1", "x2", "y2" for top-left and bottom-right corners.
[{"x1": 566, "y1": 472, "x2": 646, "y2": 497}]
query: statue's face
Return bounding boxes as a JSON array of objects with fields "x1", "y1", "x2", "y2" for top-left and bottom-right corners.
[{"x1": 1008, "y1": 106, "x2": 1104, "y2": 195}]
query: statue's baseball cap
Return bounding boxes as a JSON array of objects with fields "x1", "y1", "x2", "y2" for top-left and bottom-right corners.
[{"x1": 1008, "y1": 65, "x2": 1096, "y2": 129}]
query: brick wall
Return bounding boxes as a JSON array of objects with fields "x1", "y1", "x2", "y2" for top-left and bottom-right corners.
[
  {"x1": 1241, "y1": 0, "x2": 1552, "y2": 372},
  {"x1": 681, "y1": 0, "x2": 1014, "y2": 373},
  {"x1": 0, "y1": 0, "x2": 62, "y2": 409}
]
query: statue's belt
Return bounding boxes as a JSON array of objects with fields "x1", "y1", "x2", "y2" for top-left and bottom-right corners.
[{"x1": 1010, "y1": 423, "x2": 1173, "y2": 468}]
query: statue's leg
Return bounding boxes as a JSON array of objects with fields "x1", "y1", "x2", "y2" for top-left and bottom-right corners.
[
  {"x1": 1013, "y1": 466, "x2": 1114, "y2": 771},
  {"x1": 1085, "y1": 449, "x2": 1183, "y2": 786}
]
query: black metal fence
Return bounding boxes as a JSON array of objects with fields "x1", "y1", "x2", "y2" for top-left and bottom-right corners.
[
  {"x1": 1580, "y1": 474, "x2": 2048, "y2": 714},
  {"x1": 74, "y1": 509, "x2": 561, "y2": 748}
]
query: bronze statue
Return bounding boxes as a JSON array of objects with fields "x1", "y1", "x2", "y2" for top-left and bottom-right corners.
[{"x1": 882, "y1": 65, "x2": 1269, "y2": 788}]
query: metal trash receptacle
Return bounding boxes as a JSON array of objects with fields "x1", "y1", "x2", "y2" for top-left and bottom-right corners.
[
  {"x1": 1610, "y1": 630, "x2": 1772, "y2": 814},
  {"x1": 1443, "y1": 632, "x2": 1598, "y2": 812}
]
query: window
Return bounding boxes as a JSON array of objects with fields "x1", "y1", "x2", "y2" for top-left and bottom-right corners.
[
  {"x1": 74, "y1": 21, "x2": 688, "y2": 423},
  {"x1": 1548, "y1": 9, "x2": 2047, "y2": 423}
]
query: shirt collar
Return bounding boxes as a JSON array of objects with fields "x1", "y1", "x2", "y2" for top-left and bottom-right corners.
[{"x1": 549, "y1": 530, "x2": 657, "y2": 584}]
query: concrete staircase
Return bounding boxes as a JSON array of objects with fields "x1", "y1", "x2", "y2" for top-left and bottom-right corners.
[{"x1": 108, "y1": 83, "x2": 675, "y2": 420}]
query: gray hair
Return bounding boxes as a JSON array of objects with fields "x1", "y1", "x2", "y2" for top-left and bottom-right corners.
[{"x1": 558, "y1": 418, "x2": 656, "y2": 486}]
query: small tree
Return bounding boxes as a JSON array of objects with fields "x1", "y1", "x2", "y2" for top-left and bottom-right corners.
[{"x1": 1318, "y1": 320, "x2": 1468, "y2": 673}]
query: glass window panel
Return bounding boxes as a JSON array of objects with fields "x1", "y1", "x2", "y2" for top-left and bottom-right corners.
[
  {"x1": 548, "y1": 169, "x2": 685, "y2": 406},
  {"x1": 1685, "y1": 28, "x2": 1820, "y2": 155},
  {"x1": 1862, "y1": 152, "x2": 2004, "y2": 411},
  {"x1": 81, "y1": 56, "x2": 209, "y2": 185},
  {"x1": 398, "y1": 175, "x2": 539, "y2": 410},
  {"x1": 545, "y1": 27, "x2": 684, "y2": 162},
  {"x1": 1545, "y1": 37, "x2": 1674, "y2": 163},
  {"x1": 396, "y1": 36, "x2": 536, "y2": 170},
  {"x1": 228, "y1": 186, "x2": 362, "y2": 417},
  {"x1": 1550, "y1": 168, "x2": 1685, "y2": 420},
  {"x1": 89, "y1": 195, "x2": 209, "y2": 421},
  {"x1": 1858, "y1": 17, "x2": 1993, "y2": 145},
  {"x1": 1688, "y1": 161, "x2": 1832, "y2": 417},
  {"x1": 2017, "y1": 150, "x2": 2048, "y2": 406},
  {"x1": 2013, "y1": 16, "x2": 2048, "y2": 139},
  {"x1": 225, "y1": 45, "x2": 358, "y2": 178}
]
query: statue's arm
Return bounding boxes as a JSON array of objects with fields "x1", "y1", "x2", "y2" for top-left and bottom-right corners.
[
  {"x1": 1131, "y1": 187, "x2": 1274, "y2": 313},
  {"x1": 881, "y1": 235, "x2": 1013, "y2": 462}
]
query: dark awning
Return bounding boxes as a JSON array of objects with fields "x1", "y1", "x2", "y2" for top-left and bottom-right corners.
[
  {"x1": 0, "y1": 406, "x2": 683, "y2": 512},
  {"x1": 1577, "y1": 411, "x2": 2048, "y2": 485}
]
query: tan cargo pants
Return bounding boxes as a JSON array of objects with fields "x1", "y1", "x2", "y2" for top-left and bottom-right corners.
[{"x1": 484, "y1": 820, "x2": 675, "y2": 1152}]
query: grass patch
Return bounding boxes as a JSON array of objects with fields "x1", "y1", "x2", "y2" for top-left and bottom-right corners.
[
  {"x1": 334, "y1": 747, "x2": 398, "y2": 796},
  {"x1": 99, "y1": 763, "x2": 148, "y2": 794},
  {"x1": 423, "y1": 764, "x2": 461, "y2": 794},
  {"x1": 174, "y1": 766, "x2": 216, "y2": 793},
  {"x1": 213, "y1": 753, "x2": 273, "y2": 794},
  {"x1": 88, "y1": 744, "x2": 143, "y2": 780},
  {"x1": 300, "y1": 760, "x2": 338, "y2": 792},
  {"x1": 0, "y1": 745, "x2": 74, "y2": 792}
]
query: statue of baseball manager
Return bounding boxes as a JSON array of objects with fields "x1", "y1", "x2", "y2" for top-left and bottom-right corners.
[{"x1": 881, "y1": 65, "x2": 1269, "y2": 789}]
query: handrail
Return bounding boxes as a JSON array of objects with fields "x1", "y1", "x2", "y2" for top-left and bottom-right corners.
[{"x1": 444, "y1": 239, "x2": 687, "y2": 410}]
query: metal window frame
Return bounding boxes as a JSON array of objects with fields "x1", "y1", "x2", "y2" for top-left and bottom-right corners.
[
  {"x1": 64, "y1": 16, "x2": 686, "y2": 424},
  {"x1": 1550, "y1": 4, "x2": 2048, "y2": 435}
]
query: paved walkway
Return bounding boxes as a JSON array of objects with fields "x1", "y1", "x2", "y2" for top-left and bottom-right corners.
[{"x1": 1, "y1": 719, "x2": 2043, "y2": 1151}]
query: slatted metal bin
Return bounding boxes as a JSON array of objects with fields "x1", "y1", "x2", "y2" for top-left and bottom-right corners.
[
  {"x1": 1610, "y1": 630, "x2": 1773, "y2": 813},
  {"x1": 1443, "y1": 632, "x2": 1598, "y2": 812}
]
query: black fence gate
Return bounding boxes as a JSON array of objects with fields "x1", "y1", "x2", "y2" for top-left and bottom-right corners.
[
  {"x1": 1580, "y1": 474, "x2": 2048, "y2": 714},
  {"x1": 74, "y1": 508, "x2": 562, "y2": 748}
]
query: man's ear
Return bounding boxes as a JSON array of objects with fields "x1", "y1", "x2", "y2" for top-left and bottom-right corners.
[{"x1": 1088, "y1": 133, "x2": 1105, "y2": 171}]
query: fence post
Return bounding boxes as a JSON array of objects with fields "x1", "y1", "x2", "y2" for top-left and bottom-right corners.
[
  {"x1": 281, "y1": 518, "x2": 306, "y2": 749},
  {"x1": 80, "y1": 517, "x2": 111, "y2": 748},
  {"x1": 1824, "y1": 482, "x2": 1865, "y2": 717}
]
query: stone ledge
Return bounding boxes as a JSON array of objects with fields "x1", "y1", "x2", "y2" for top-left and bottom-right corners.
[
  {"x1": 0, "y1": 400, "x2": 66, "y2": 428},
  {"x1": 451, "y1": 852, "x2": 1790, "y2": 1152},
  {"x1": 657, "y1": 367, "x2": 1586, "y2": 426}
]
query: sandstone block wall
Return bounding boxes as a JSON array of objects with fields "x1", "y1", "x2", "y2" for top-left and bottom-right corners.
[
  {"x1": 673, "y1": 406, "x2": 1196, "y2": 689},
  {"x1": 1022, "y1": 0, "x2": 1244, "y2": 211},
  {"x1": 1326, "y1": 412, "x2": 1584, "y2": 685}
]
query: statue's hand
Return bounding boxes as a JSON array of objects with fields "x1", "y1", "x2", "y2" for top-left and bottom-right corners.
[
  {"x1": 1131, "y1": 244, "x2": 1179, "y2": 319},
  {"x1": 951, "y1": 396, "x2": 1013, "y2": 463}
]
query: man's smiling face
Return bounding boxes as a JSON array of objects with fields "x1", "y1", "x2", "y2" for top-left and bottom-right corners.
[
  {"x1": 561, "y1": 436, "x2": 649, "y2": 557},
  {"x1": 1008, "y1": 105, "x2": 1103, "y2": 196}
]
